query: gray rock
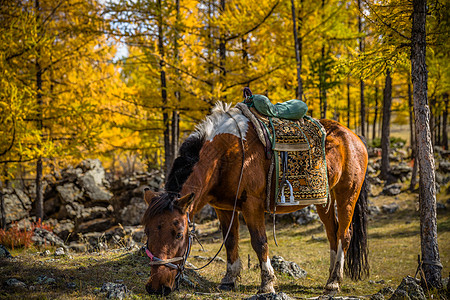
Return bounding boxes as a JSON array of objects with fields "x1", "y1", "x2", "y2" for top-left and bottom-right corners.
[
  {"x1": 368, "y1": 176, "x2": 382, "y2": 186},
  {"x1": 371, "y1": 286, "x2": 395, "y2": 300},
  {"x1": 389, "y1": 276, "x2": 426, "y2": 300},
  {"x1": 100, "y1": 282, "x2": 131, "y2": 299},
  {"x1": 382, "y1": 183, "x2": 402, "y2": 196},
  {"x1": 196, "y1": 204, "x2": 217, "y2": 223},
  {"x1": 119, "y1": 197, "x2": 147, "y2": 226},
  {"x1": 40, "y1": 250, "x2": 51, "y2": 256},
  {"x1": 6, "y1": 278, "x2": 27, "y2": 288},
  {"x1": 78, "y1": 218, "x2": 113, "y2": 233},
  {"x1": 55, "y1": 247, "x2": 65, "y2": 256},
  {"x1": 439, "y1": 161, "x2": 450, "y2": 173},
  {"x1": 67, "y1": 282, "x2": 77, "y2": 289},
  {"x1": 278, "y1": 205, "x2": 318, "y2": 225},
  {"x1": 56, "y1": 183, "x2": 83, "y2": 204},
  {"x1": 270, "y1": 255, "x2": 307, "y2": 279},
  {"x1": 0, "y1": 245, "x2": 12, "y2": 258},
  {"x1": 53, "y1": 219, "x2": 75, "y2": 240},
  {"x1": 36, "y1": 275, "x2": 56, "y2": 285},
  {"x1": 381, "y1": 203, "x2": 399, "y2": 214},
  {"x1": 368, "y1": 205, "x2": 381, "y2": 216},
  {"x1": 81, "y1": 206, "x2": 110, "y2": 222},
  {"x1": 246, "y1": 292, "x2": 294, "y2": 300},
  {"x1": 79, "y1": 174, "x2": 113, "y2": 202},
  {"x1": 3, "y1": 191, "x2": 30, "y2": 223},
  {"x1": 31, "y1": 227, "x2": 66, "y2": 248},
  {"x1": 69, "y1": 242, "x2": 87, "y2": 253}
]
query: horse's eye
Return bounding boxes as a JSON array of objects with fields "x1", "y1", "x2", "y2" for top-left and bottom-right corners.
[
  {"x1": 176, "y1": 233, "x2": 183, "y2": 239},
  {"x1": 157, "y1": 225, "x2": 162, "y2": 230}
]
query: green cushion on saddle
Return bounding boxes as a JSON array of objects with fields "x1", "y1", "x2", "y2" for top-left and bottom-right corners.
[{"x1": 252, "y1": 94, "x2": 308, "y2": 120}]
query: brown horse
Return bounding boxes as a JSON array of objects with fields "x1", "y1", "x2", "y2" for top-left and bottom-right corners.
[{"x1": 142, "y1": 102, "x2": 369, "y2": 296}]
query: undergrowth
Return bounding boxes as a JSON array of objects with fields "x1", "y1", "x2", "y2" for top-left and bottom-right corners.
[{"x1": 0, "y1": 219, "x2": 53, "y2": 250}]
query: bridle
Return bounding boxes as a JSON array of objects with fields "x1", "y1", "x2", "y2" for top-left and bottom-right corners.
[
  {"x1": 143, "y1": 212, "x2": 195, "y2": 289},
  {"x1": 143, "y1": 109, "x2": 246, "y2": 290}
]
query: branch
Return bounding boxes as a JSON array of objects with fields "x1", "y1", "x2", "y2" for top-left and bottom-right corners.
[{"x1": 225, "y1": 1, "x2": 280, "y2": 42}]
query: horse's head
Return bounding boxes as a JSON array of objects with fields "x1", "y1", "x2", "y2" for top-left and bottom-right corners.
[{"x1": 142, "y1": 188, "x2": 195, "y2": 296}]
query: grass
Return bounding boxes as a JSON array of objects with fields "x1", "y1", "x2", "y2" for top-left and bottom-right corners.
[{"x1": 1, "y1": 189, "x2": 449, "y2": 299}]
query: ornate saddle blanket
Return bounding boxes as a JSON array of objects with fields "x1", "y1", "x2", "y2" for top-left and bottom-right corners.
[{"x1": 236, "y1": 102, "x2": 328, "y2": 208}]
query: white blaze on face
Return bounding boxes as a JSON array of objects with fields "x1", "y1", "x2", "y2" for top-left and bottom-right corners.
[{"x1": 206, "y1": 111, "x2": 249, "y2": 142}]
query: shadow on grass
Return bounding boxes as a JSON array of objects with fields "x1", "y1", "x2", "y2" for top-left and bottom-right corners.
[{"x1": 0, "y1": 251, "x2": 217, "y2": 299}]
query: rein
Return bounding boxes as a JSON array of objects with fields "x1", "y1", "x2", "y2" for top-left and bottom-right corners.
[{"x1": 144, "y1": 110, "x2": 246, "y2": 287}]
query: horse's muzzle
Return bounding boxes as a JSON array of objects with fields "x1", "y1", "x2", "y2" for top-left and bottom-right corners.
[{"x1": 146, "y1": 284, "x2": 172, "y2": 296}]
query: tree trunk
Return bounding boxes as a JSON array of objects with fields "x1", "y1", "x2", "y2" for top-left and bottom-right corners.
[
  {"x1": 380, "y1": 69, "x2": 392, "y2": 180},
  {"x1": 219, "y1": 0, "x2": 226, "y2": 101},
  {"x1": 372, "y1": 85, "x2": 378, "y2": 141},
  {"x1": 291, "y1": 0, "x2": 303, "y2": 99},
  {"x1": 35, "y1": 0, "x2": 44, "y2": 221},
  {"x1": 443, "y1": 93, "x2": 448, "y2": 150},
  {"x1": 409, "y1": 79, "x2": 418, "y2": 191},
  {"x1": 157, "y1": 0, "x2": 171, "y2": 176},
  {"x1": 347, "y1": 75, "x2": 351, "y2": 128},
  {"x1": 358, "y1": 0, "x2": 365, "y2": 137},
  {"x1": 171, "y1": 0, "x2": 181, "y2": 164},
  {"x1": 411, "y1": 0, "x2": 442, "y2": 289},
  {"x1": 0, "y1": 185, "x2": 5, "y2": 229},
  {"x1": 320, "y1": 46, "x2": 327, "y2": 119}
]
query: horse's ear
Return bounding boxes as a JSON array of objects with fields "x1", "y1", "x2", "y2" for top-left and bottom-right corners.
[
  {"x1": 177, "y1": 193, "x2": 195, "y2": 213},
  {"x1": 143, "y1": 187, "x2": 157, "y2": 205}
]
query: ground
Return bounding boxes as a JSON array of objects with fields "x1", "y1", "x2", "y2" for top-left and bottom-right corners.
[{"x1": 1, "y1": 185, "x2": 449, "y2": 299}]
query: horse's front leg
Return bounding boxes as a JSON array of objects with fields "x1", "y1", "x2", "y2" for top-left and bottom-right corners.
[
  {"x1": 215, "y1": 208, "x2": 241, "y2": 290},
  {"x1": 242, "y1": 199, "x2": 276, "y2": 294}
]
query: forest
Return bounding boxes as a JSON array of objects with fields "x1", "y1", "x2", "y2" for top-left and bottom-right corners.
[{"x1": 0, "y1": 0, "x2": 449, "y2": 299}]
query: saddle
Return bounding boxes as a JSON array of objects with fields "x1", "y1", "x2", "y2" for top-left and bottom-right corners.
[{"x1": 237, "y1": 90, "x2": 328, "y2": 210}]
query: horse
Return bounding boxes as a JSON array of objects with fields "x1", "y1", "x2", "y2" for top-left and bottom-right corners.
[{"x1": 142, "y1": 102, "x2": 369, "y2": 296}]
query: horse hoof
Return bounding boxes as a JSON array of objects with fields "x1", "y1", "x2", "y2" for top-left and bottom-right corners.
[
  {"x1": 323, "y1": 283, "x2": 339, "y2": 295},
  {"x1": 218, "y1": 282, "x2": 236, "y2": 291},
  {"x1": 257, "y1": 286, "x2": 275, "y2": 294}
]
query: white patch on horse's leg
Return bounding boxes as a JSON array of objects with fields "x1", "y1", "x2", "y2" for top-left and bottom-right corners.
[
  {"x1": 259, "y1": 257, "x2": 276, "y2": 294},
  {"x1": 335, "y1": 240, "x2": 344, "y2": 281},
  {"x1": 329, "y1": 249, "x2": 337, "y2": 274},
  {"x1": 325, "y1": 240, "x2": 344, "y2": 292},
  {"x1": 220, "y1": 258, "x2": 242, "y2": 286}
]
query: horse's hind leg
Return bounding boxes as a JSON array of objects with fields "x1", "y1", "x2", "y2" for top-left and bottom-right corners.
[
  {"x1": 316, "y1": 196, "x2": 340, "y2": 293},
  {"x1": 216, "y1": 208, "x2": 241, "y2": 290},
  {"x1": 242, "y1": 198, "x2": 276, "y2": 294}
]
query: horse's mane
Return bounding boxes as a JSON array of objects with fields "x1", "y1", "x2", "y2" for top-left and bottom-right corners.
[
  {"x1": 143, "y1": 102, "x2": 240, "y2": 223},
  {"x1": 165, "y1": 101, "x2": 238, "y2": 194}
]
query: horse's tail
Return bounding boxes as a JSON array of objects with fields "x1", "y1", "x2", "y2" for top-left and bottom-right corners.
[{"x1": 345, "y1": 136, "x2": 370, "y2": 281}]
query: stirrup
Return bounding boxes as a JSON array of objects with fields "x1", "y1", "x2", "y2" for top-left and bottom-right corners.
[{"x1": 277, "y1": 180, "x2": 299, "y2": 206}]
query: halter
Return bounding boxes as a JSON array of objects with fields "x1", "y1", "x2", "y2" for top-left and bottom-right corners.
[
  {"x1": 143, "y1": 212, "x2": 195, "y2": 288},
  {"x1": 143, "y1": 108, "x2": 246, "y2": 290}
]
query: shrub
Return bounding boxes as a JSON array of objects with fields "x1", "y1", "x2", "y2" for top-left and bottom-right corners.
[
  {"x1": 0, "y1": 219, "x2": 54, "y2": 250},
  {"x1": 0, "y1": 223, "x2": 33, "y2": 249}
]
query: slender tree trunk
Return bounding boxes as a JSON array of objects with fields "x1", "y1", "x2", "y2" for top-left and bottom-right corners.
[
  {"x1": 171, "y1": 0, "x2": 181, "y2": 164},
  {"x1": 409, "y1": 79, "x2": 418, "y2": 191},
  {"x1": 443, "y1": 93, "x2": 448, "y2": 150},
  {"x1": 430, "y1": 97, "x2": 435, "y2": 146},
  {"x1": 0, "y1": 183, "x2": 5, "y2": 229},
  {"x1": 380, "y1": 69, "x2": 392, "y2": 180},
  {"x1": 411, "y1": 0, "x2": 442, "y2": 289},
  {"x1": 219, "y1": 0, "x2": 226, "y2": 100},
  {"x1": 358, "y1": 0, "x2": 365, "y2": 137},
  {"x1": 157, "y1": 0, "x2": 171, "y2": 176},
  {"x1": 291, "y1": 0, "x2": 303, "y2": 99},
  {"x1": 347, "y1": 75, "x2": 351, "y2": 128},
  {"x1": 35, "y1": 0, "x2": 43, "y2": 221},
  {"x1": 320, "y1": 46, "x2": 327, "y2": 119},
  {"x1": 372, "y1": 85, "x2": 378, "y2": 141}
]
